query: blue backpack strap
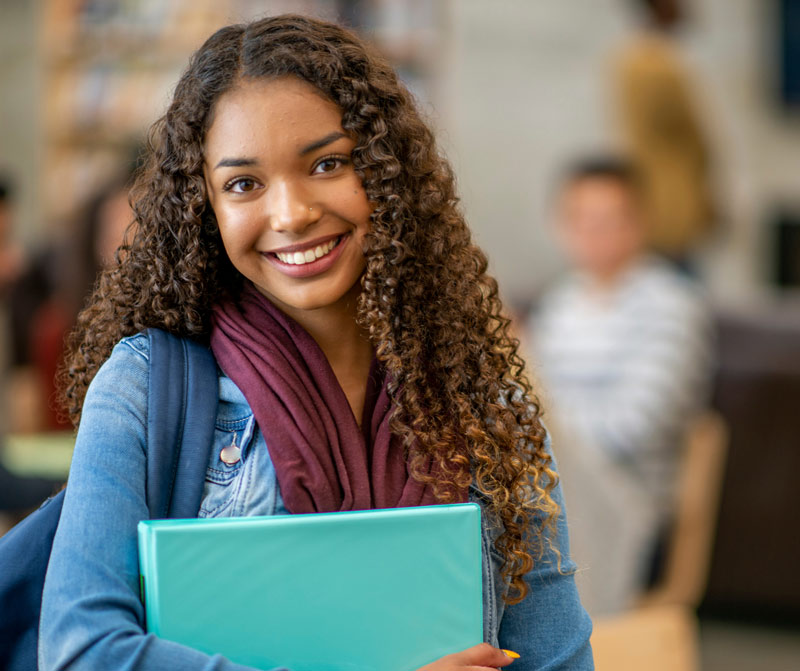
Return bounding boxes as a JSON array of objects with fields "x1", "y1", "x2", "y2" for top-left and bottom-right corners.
[
  {"x1": 146, "y1": 328, "x2": 219, "y2": 519},
  {"x1": 0, "y1": 491, "x2": 63, "y2": 671}
]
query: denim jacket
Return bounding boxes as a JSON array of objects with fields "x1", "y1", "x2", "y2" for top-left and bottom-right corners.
[{"x1": 39, "y1": 334, "x2": 593, "y2": 670}]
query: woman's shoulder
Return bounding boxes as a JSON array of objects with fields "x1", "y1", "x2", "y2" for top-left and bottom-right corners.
[
  {"x1": 83, "y1": 332, "x2": 153, "y2": 392},
  {"x1": 100, "y1": 331, "x2": 248, "y2": 411},
  {"x1": 115, "y1": 331, "x2": 152, "y2": 361},
  {"x1": 84, "y1": 332, "x2": 153, "y2": 403},
  {"x1": 109, "y1": 330, "x2": 208, "y2": 364}
]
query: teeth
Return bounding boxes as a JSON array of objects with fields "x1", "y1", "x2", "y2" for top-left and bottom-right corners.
[{"x1": 275, "y1": 237, "x2": 339, "y2": 265}]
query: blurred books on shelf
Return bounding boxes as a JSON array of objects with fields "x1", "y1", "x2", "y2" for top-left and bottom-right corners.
[{"x1": 39, "y1": 0, "x2": 444, "y2": 223}]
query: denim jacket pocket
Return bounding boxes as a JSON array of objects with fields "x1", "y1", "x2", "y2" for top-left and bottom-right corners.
[{"x1": 198, "y1": 414, "x2": 255, "y2": 517}]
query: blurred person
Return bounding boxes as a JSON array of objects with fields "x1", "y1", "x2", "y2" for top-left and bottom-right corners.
[
  {"x1": 0, "y1": 177, "x2": 24, "y2": 302},
  {"x1": 0, "y1": 175, "x2": 28, "y2": 432},
  {"x1": 613, "y1": 0, "x2": 717, "y2": 265},
  {"x1": 0, "y1": 177, "x2": 25, "y2": 389},
  {"x1": 527, "y1": 157, "x2": 712, "y2": 615},
  {"x1": 0, "y1": 179, "x2": 20, "y2": 389},
  {"x1": 31, "y1": 173, "x2": 135, "y2": 429},
  {"x1": 7, "y1": 169, "x2": 135, "y2": 431},
  {"x1": 0, "y1": 177, "x2": 62, "y2": 524}
]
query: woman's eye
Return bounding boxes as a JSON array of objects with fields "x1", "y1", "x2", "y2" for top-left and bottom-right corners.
[
  {"x1": 313, "y1": 157, "x2": 346, "y2": 175},
  {"x1": 224, "y1": 178, "x2": 258, "y2": 193}
]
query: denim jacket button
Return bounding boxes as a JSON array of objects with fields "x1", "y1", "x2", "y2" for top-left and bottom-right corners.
[{"x1": 220, "y1": 444, "x2": 241, "y2": 465}]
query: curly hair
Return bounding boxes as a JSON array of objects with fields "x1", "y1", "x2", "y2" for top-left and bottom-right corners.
[{"x1": 60, "y1": 14, "x2": 559, "y2": 604}]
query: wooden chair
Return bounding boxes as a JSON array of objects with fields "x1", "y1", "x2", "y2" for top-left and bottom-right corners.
[
  {"x1": 592, "y1": 413, "x2": 728, "y2": 670},
  {"x1": 639, "y1": 411, "x2": 729, "y2": 610},
  {"x1": 591, "y1": 604, "x2": 700, "y2": 671}
]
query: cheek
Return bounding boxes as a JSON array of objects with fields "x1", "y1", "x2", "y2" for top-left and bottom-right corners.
[
  {"x1": 213, "y1": 213, "x2": 236, "y2": 251},
  {"x1": 352, "y1": 198, "x2": 374, "y2": 243},
  {"x1": 335, "y1": 175, "x2": 372, "y2": 226},
  {"x1": 214, "y1": 205, "x2": 258, "y2": 249}
]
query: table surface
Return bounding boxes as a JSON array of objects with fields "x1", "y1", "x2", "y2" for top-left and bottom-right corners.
[{"x1": 2, "y1": 432, "x2": 75, "y2": 479}]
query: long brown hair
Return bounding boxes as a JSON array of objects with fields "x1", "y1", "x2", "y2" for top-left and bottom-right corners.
[{"x1": 60, "y1": 14, "x2": 558, "y2": 604}]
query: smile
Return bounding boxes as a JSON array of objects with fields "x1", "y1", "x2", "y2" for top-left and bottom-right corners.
[
  {"x1": 274, "y1": 236, "x2": 341, "y2": 265},
  {"x1": 263, "y1": 233, "x2": 350, "y2": 279}
]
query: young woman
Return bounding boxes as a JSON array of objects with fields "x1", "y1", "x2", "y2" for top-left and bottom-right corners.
[{"x1": 40, "y1": 15, "x2": 593, "y2": 671}]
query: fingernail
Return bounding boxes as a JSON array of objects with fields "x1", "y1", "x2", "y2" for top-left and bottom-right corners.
[{"x1": 502, "y1": 649, "x2": 521, "y2": 659}]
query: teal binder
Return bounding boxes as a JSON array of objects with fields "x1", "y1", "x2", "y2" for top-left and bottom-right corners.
[{"x1": 138, "y1": 503, "x2": 483, "y2": 671}]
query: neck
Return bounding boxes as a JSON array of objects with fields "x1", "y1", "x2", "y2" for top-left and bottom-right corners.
[
  {"x1": 275, "y1": 283, "x2": 373, "y2": 424},
  {"x1": 283, "y1": 284, "x2": 371, "y2": 366}
]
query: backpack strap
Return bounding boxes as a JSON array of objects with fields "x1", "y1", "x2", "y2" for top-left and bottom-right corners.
[{"x1": 146, "y1": 329, "x2": 219, "y2": 520}]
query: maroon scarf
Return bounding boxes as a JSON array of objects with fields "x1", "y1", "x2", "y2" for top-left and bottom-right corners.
[{"x1": 210, "y1": 282, "x2": 458, "y2": 514}]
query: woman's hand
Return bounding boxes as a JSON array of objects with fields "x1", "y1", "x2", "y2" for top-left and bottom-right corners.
[{"x1": 416, "y1": 643, "x2": 519, "y2": 671}]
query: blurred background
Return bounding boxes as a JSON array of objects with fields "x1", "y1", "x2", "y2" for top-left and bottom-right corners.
[{"x1": 1, "y1": 1, "x2": 799, "y2": 669}]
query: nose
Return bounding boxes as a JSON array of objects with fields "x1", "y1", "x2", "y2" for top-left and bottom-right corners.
[{"x1": 265, "y1": 178, "x2": 318, "y2": 234}]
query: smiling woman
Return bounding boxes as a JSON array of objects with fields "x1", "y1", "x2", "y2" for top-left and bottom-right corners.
[{"x1": 39, "y1": 13, "x2": 593, "y2": 671}]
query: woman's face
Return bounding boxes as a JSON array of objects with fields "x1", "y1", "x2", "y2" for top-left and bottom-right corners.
[{"x1": 203, "y1": 77, "x2": 372, "y2": 314}]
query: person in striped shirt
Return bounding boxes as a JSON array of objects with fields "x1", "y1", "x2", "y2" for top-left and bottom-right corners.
[{"x1": 527, "y1": 157, "x2": 712, "y2": 615}]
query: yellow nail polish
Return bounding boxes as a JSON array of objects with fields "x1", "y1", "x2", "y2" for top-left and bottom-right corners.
[{"x1": 502, "y1": 649, "x2": 521, "y2": 659}]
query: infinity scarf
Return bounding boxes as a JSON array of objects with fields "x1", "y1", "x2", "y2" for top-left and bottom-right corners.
[{"x1": 209, "y1": 282, "x2": 458, "y2": 513}]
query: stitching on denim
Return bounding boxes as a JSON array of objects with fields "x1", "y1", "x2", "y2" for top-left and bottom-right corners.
[
  {"x1": 237, "y1": 416, "x2": 256, "y2": 461},
  {"x1": 487, "y1": 524, "x2": 505, "y2": 563},
  {"x1": 121, "y1": 334, "x2": 150, "y2": 362},
  {"x1": 205, "y1": 467, "x2": 241, "y2": 482},
  {"x1": 199, "y1": 492, "x2": 234, "y2": 517},
  {"x1": 481, "y1": 520, "x2": 496, "y2": 641},
  {"x1": 205, "y1": 419, "x2": 254, "y2": 476},
  {"x1": 215, "y1": 417, "x2": 251, "y2": 430},
  {"x1": 231, "y1": 442, "x2": 254, "y2": 517}
]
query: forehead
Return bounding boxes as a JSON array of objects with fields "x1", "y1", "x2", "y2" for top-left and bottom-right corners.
[
  {"x1": 563, "y1": 177, "x2": 637, "y2": 207},
  {"x1": 204, "y1": 77, "x2": 344, "y2": 156}
]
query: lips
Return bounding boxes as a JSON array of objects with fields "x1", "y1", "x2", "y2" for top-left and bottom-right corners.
[
  {"x1": 263, "y1": 233, "x2": 350, "y2": 278},
  {"x1": 274, "y1": 236, "x2": 341, "y2": 265}
]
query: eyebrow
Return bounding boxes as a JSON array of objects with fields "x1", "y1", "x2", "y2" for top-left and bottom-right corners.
[
  {"x1": 299, "y1": 131, "x2": 346, "y2": 156},
  {"x1": 212, "y1": 132, "x2": 347, "y2": 170},
  {"x1": 214, "y1": 157, "x2": 259, "y2": 170}
]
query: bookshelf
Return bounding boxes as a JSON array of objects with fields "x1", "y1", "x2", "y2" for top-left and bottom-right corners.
[{"x1": 38, "y1": 0, "x2": 445, "y2": 224}]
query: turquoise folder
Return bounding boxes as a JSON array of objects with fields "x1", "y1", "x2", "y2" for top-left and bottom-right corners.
[{"x1": 138, "y1": 503, "x2": 483, "y2": 671}]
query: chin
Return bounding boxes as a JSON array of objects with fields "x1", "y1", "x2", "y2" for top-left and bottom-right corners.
[
  {"x1": 254, "y1": 280, "x2": 360, "y2": 314},
  {"x1": 284, "y1": 294, "x2": 344, "y2": 312}
]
